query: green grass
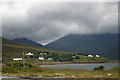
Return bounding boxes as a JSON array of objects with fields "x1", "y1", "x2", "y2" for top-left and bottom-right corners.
[
  {"x1": 2, "y1": 38, "x2": 73, "y2": 63},
  {"x1": 73, "y1": 55, "x2": 111, "y2": 62},
  {"x1": 110, "y1": 66, "x2": 120, "y2": 71},
  {"x1": 2, "y1": 62, "x2": 119, "y2": 78}
]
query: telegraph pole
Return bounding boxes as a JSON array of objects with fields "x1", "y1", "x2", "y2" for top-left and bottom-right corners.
[{"x1": 23, "y1": 52, "x2": 25, "y2": 72}]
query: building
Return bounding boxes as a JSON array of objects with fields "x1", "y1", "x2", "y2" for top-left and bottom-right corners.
[
  {"x1": 48, "y1": 58, "x2": 53, "y2": 60},
  {"x1": 72, "y1": 56, "x2": 76, "y2": 59},
  {"x1": 26, "y1": 52, "x2": 33, "y2": 56},
  {"x1": 39, "y1": 57, "x2": 44, "y2": 60},
  {"x1": 96, "y1": 55, "x2": 100, "y2": 57},
  {"x1": 13, "y1": 58, "x2": 22, "y2": 61},
  {"x1": 40, "y1": 53, "x2": 43, "y2": 55},
  {"x1": 44, "y1": 53, "x2": 47, "y2": 55},
  {"x1": 88, "y1": 55, "x2": 93, "y2": 57},
  {"x1": 40, "y1": 53, "x2": 47, "y2": 55}
]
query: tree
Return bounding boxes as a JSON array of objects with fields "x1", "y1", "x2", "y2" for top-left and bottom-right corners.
[{"x1": 75, "y1": 56, "x2": 80, "y2": 59}]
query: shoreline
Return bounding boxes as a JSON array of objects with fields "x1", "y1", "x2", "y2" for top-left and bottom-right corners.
[{"x1": 38, "y1": 61, "x2": 119, "y2": 65}]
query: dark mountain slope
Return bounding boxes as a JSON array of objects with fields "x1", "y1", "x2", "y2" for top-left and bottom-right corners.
[
  {"x1": 13, "y1": 38, "x2": 43, "y2": 47},
  {"x1": 45, "y1": 34, "x2": 118, "y2": 60}
]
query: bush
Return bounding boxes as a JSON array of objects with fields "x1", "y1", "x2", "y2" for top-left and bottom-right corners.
[
  {"x1": 2, "y1": 65, "x2": 18, "y2": 73},
  {"x1": 75, "y1": 56, "x2": 80, "y2": 59},
  {"x1": 94, "y1": 65, "x2": 104, "y2": 70},
  {"x1": 110, "y1": 66, "x2": 120, "y2": 71},
  {"x1": 2, "y1": 61, "x2": 43, "y2": 73}
]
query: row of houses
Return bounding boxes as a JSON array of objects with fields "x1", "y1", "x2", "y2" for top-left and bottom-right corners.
[
  {"x1": 13, "y1": 52, "x2": 52, "y2": 61},
  {"x1": 26, "y1": 52, "x2": 100, "y2": 58},
  {"x1": 26, "y1": 52, "x2": 47, "y2": 56},
  {"x1": 13, "y1": 52, "x2": 100, "y2": 61},
  {"x1": 88, "y1": 55, "x2": 100, "y2": 57},
  {"x1": 13, "y1": 57, "x2": 53, "y2": 61},
  {"x1": 39, "y1": 57, "x2": 53, "y2": 60},
  {"x1": 13, "y1": 58, "x2": 22, "y2": 61}
]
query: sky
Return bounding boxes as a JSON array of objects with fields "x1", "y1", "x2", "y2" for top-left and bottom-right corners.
[{"x1": 1, "y1": 0, "x2": 118, "y2": 45}]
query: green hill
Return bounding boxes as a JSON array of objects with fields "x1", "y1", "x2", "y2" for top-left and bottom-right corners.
[
  {"x1": 2, "y1": 37, "x2": 112, "y2": 63},
  {"x1": 2, "y1": 37, "x2": 73, "y2": 62}
]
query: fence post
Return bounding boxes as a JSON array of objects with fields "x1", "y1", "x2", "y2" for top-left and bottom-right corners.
[{"x1": 23, "y1": 52, "x2": 25, "y2": 72}]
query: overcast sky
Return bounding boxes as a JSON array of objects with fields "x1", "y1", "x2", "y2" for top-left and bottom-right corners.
[{"x1": 1, "y1": 1, "x2": 118, "y2": 45}]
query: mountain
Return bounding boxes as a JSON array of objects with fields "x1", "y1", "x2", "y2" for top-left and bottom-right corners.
[
  {"x1": 45, "y1": 34, "x2": 118, "y2": 60},
  {"x1": 13, "y1": 38, "x2": 43, "y2": 47}
]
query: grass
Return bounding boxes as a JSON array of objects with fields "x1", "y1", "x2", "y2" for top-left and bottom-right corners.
[
  {"x1": 73, "y1": 56, "x2": 112, "y2": 62},
  {"x1": 2, "y1": 66, "x2": 119, "y2": 78},
  {"x1": 2, "y1": 61, "x2": 119, "y2": 78}
]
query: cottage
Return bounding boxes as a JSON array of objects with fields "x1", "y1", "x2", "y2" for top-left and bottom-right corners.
[
  {"x1": 108, "y1": 73, "x2": 112, "y2": 76},
  {"x1": 40, "y1": 53, "x2": 43, "y2": 55},
  {"x1": 40, "y1": 53, "x2": 47, "y2": 55},
  {"x1": 48, "y1": 58, "x2": 53, "y2": 60},
  {"x1": 26, "y1": 52, "x2": 33, "y2": 56},
  {"x1": 44, "y1": 53, "x2": 47, "y2": 55},
  {"x1": 88, "y1": 55, "x2": 93, "y2": 57},
  {"x1": 39, "y1": 57, "x2": 44, "y2": 60},
  {"x1": 72, "y1": 56, "x2": 76, "y2": 59},
  {"x1": 13, "y1": 58, "x2": 22, "y2": 61},
  {"x1": 96, "y1": 55, "x2": 100, "y2": 57}
]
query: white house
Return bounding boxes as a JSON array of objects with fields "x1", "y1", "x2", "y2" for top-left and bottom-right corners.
[
  {"x1": 26, "y1": 52, "x2": 33, "y2": 56},
  {"x1": 88, "y1": 55, "x2": 93, "y2": 57},
  {"x1": 39, "y1": 57, "x2": 44, "y2": 60},
  {"x1": 108, "y1": 73, "x2": 112, "y2": 76},
  {"x1": 40, "y1": 53, "x2": 44, "y2": 55},
  {"x1": 40, "y1": 53, "x2": 47, "y2": 55},
  {"x1": 48, "y1": 58, "x2": 53, "y2": 60},
  {"x1": 44, "y1": 53, "x2": 47, "y2": 55},
  {"x1": 96, "y1": 55, "x2": 100, "y2": 57},
  {"x1": 13, "y1": 58, "x2": 22, "y2": 61},
  {"x1": 72, "y1": 56, "x2": 76, "y2": 59}
]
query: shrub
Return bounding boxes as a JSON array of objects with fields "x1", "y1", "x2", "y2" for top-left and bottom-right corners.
[
  {"x1": 75, "y1": 56, "x2": 80, "y2": 59},
  {"x1": 110, "y1": 66, "x2": 120, "y2": 71},
  {"x1": 2, "y1": 65, "x2": 18, "y2": 73},
  {"x1": 94, "y1": 65, "x2": 104, "y2": 70},
  {"x1": 2, "y1": 61, "x2": 43, "y2": 73}
]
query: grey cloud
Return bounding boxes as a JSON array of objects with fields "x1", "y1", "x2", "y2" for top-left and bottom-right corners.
[{"x1": 2, "y1": 2, "x2": 118, "y2": 45}]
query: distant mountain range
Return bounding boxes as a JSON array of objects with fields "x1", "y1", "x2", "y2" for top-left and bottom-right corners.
[
  {"x1": 13, "y1": 38, "x2": 43, "y2": 47},
  {"x1": 45, "y1": 34, "x2": 118, "y2": 60},
  {"x1": 12, "y1": 34, "x2": 118, "y2": 60}
]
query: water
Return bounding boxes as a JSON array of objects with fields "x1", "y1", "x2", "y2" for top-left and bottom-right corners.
[{"x1": 41, "y1": 63, "x2": 119, "y2": 70}]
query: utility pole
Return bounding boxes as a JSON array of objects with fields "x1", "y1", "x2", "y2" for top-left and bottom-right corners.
[{"x1": 23, "y1": 52, "x2": 25, "y2": 72}]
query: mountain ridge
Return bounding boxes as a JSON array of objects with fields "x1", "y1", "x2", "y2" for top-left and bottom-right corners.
[
  {"x1": 45, "y1": 33, "x2": 118, "y2": 60},
  {"x1": 12, "y1": 38, "x2": 43, "y2": 47}
]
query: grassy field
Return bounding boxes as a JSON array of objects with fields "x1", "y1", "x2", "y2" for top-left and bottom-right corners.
[
  {"x1": 2, "y1": 69, "x2": 119, "y2": 78},
  {"x1": 2, "y1": 61, "x2": 119, "y2": 78}
]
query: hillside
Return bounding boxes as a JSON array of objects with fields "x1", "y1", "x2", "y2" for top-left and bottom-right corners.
[
  {"x1": 45, "y1": 34, "x2": 118, "y2": 60},
  {"x1": 12, "y1": 38, "x2": 43, "y2": 47},
  {"x1": 2, "y1": 37, "x2": 73, "y2": 62},
  {"x1": 2, "y1": 37, "x2": 111, "y2": 63}
]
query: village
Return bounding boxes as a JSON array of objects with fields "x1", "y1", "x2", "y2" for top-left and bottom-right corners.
[{"x1": 13, "y1": 52, "x2": 100, "y2": 61}]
